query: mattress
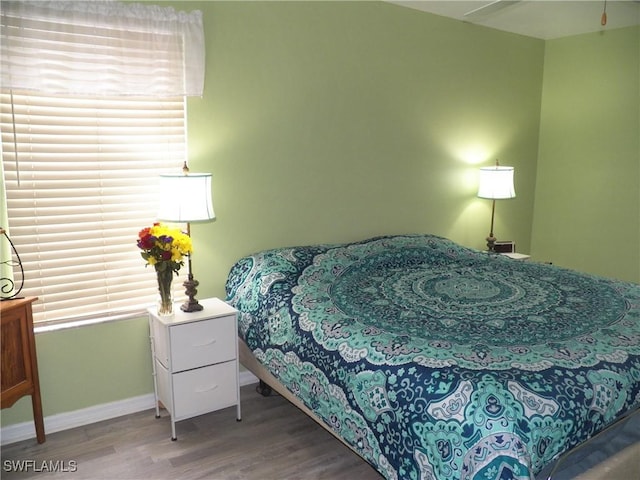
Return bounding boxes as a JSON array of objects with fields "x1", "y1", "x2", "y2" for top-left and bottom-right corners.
[{"x1": 226, "y1": 234, "x2": 640, "y2": 480}]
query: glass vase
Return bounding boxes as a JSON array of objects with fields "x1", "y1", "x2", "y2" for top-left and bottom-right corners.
[{"x1": 156, "y1": 268, "x2": 174, "y2": 317}]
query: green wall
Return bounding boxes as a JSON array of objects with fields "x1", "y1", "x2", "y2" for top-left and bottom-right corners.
[
  {"x1": 531, "y1": 26, "x2": 640, "y2": 283},
  {"x1": 1, "y1": 0, "x2": 550, "y2": 428},
  {"x1": 1, "y1": 317, "x2": 153, "y2": 428},
  {"x1": 189, "y1": 0, "x2": 542, "y2": 302}
]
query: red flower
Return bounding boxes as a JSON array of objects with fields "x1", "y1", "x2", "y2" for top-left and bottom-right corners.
[{"x1": 137, "y1": 232, "x2": 156, "y2": 250}]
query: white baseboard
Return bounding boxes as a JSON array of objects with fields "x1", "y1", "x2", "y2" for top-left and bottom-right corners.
[{"x1": 1, "y1": 370, "x2": 258, "y2": 446}]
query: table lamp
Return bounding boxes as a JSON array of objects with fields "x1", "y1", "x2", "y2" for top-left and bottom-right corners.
[
  {"x1": 157, "y1": 162, "x2": 215, "y2": 312},
  {"x1": 477, "y1": 160, "x2": 515, "y2": 252}
]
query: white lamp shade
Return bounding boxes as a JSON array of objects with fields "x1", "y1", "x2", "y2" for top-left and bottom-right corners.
[
  {"x1": 157, "y1": 173, "x2": 215, "y2": 223},
  {"x1": 477, "y1": 166, "x2": 516, "y2": 200}
]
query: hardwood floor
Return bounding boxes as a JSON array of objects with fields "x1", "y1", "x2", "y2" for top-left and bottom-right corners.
[{"x1": 1, "y1": 384, "x2": 382, "y2": 480}]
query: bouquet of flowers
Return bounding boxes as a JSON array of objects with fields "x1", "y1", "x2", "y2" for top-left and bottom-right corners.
[
  {"x1": 137, "y1": 223, "x2": 192, "y2": 273},
  {"x1": 137, "y1": 223, "x2": 193, "y2": 315}
]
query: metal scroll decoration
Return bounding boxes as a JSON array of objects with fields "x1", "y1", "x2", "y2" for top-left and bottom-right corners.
[{"x1": 1, "y1": 227, "x2": 24, "y2": 300}]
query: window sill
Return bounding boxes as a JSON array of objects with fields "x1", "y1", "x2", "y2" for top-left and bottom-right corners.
[{"x1": 34, "y1": 308, "x2": 150, "y2": 334}]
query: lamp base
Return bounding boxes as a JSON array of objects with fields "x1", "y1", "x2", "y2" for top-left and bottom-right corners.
[
  {"x1": 181, "y1": 275, "x2": 203, "y2": 312},
  {"x1": 486, "y1": 234, "x2": 497, "y2": 253}
]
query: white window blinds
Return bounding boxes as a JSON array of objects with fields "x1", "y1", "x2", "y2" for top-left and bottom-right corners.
[
  {"x1": 0, "y1": 1, "x2": 205, "y2": 325},
  {"x1": 1, "y1": 91, "x2": 188, "y2": 324}
]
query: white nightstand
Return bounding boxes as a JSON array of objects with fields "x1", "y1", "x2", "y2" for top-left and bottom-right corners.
[{"x1": 148, "y1": 297, "x2": 241, "y2": 440}]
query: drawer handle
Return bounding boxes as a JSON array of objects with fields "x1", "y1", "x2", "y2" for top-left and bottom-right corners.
[
  {"x1": 193, "y1": 338, "x2": 216, "y2": 347},
  {"x1": 196, "y1": 384, "x2": 219, "y2": 393}
]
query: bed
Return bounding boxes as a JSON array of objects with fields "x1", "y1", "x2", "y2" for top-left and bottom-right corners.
[{"x1": 225, "y1": 234, "x2": 640, "y2": 480}]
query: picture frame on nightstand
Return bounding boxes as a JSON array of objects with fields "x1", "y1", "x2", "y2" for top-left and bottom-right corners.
[{"x1": 494, "y1": 241, "x2": 515, "y2": 253}]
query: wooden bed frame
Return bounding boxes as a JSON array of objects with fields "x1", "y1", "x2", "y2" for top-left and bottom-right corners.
[{"x1": 239, "y1": 337, "x2": 639, "y2": 480}]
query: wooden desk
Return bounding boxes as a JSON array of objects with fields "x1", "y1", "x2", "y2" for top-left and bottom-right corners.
[{"x1": 1, "y1": 297, "x2": 45, "y2": 443}]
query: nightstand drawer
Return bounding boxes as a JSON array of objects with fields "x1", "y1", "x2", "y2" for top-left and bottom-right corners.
[
  {"x1": 171, "y1": 315, "x2": 236, "y2": 372},
  {"x1": 172, "y1": 361, "x2": 238, "y2": 420}
]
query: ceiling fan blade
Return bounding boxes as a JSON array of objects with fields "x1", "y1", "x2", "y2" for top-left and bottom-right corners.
[{"x1": 464, "y1": 0, "x2": 521, "y2": 18}]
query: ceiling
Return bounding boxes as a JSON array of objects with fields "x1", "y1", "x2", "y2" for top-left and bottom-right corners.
[{"x1": 390, "y1": 0, "x2": 640, "y2": 39}]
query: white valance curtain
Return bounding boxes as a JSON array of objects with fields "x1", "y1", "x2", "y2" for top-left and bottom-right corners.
[{"x1": 0, "y1": 0, "x2": 205, "y2": 97}]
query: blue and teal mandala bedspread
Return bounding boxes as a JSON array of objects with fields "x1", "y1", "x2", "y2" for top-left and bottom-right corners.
[{"x1": 225, "y1": 235, "x2": 640, "y2": 480}]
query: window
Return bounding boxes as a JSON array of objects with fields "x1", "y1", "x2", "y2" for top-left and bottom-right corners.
[
  {"x1": 0, "y1": 1, "x2": 205, "y2": 325},
  {"x1": 1, "y1": 91, "x2": 188, "y2": 324}
]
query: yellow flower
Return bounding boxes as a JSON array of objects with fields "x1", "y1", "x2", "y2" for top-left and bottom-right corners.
[{"x1": 175, "y1": 235, "x2": 193, "y2": 255}]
